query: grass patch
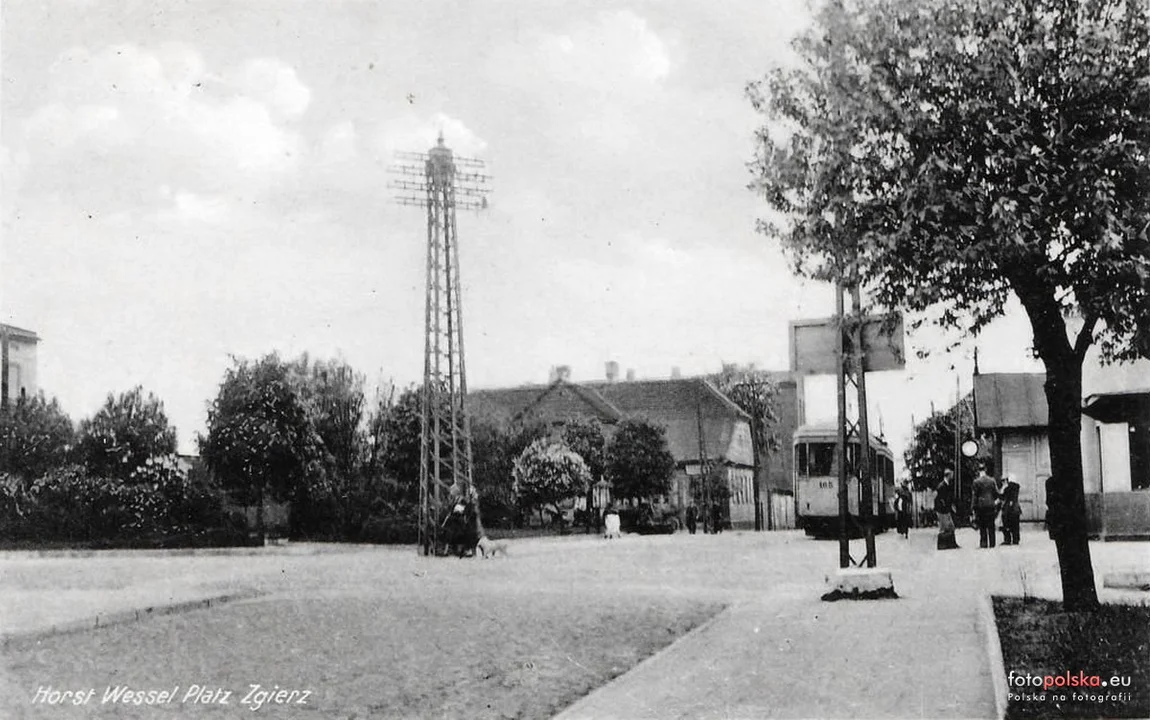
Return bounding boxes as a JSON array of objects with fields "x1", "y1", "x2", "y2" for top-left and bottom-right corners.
[{"x1": 993, "y1": 596, "x2": 1150, "y2": 719}]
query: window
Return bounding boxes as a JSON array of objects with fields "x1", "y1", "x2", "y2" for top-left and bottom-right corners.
[
  {"x1": 796, "y1": 444, "x2": 808, "y2": 476},
  {"x1": 808, "y1": 443, "x2": 835, "y2": 476}
]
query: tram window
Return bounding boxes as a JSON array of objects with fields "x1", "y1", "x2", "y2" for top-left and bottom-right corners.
[
  {"x1": 796, "y1": 444, "x2": 808, "y2": 476},
  {"x1": 808, "y1": 443, "x2": 835, "y2": 476}
]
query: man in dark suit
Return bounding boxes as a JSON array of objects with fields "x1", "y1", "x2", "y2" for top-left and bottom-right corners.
[{"x1": 972, "y1": 463, "x2": 1000, "y2": 548}]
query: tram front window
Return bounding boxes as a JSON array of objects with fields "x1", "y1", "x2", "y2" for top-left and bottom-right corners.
[{"x1": 807, "y1": 443, "x2": 835, "y2": 476}]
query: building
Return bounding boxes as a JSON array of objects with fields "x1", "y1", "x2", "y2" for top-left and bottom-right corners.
[
  {"x1": 0, "y1": 324, "x2": 39, "y2": 407},
  {"x1": 972, "y1": 373, "x2": 1051, "y2": 522},
  {"x1": 1080, "y1": 358, "x2": 1150, "y2": 539},
  {"x1": 470, "y1": 367, "x2": 802, "y2": 530},
  {"x1": 973, "y1": 360, "x2": 1150, "y2": 538}
]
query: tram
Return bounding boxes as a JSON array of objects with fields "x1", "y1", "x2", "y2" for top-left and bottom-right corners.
[{"x1": 793, "y1": 422, "x2": 896, "y2": 538}]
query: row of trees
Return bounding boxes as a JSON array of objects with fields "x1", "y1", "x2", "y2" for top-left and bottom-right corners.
[
  {"x1": 0, "y1": 387, "x2": 226, "y2": 544},
  {"x1": 1, "y1": 352, "x2": 771, "y2": 544},
  {"x1": 196, "y1": 353, "x2": 682, "y2": 539}
]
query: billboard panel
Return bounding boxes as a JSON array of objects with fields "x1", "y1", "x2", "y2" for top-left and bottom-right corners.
[{"x1": 789, "y1": 314, "x2": 906, "y2": 375}]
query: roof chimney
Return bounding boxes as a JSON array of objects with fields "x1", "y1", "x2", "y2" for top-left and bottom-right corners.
[
  {"x1": 625, "y1": 368, "x2": 636, "y2": 382},
  {"x1": 605, "y1": 361, "x2": 619, "y2": 383},
  {"x1": 549, "y1": 365, "x2": 571, "y2": 383}
]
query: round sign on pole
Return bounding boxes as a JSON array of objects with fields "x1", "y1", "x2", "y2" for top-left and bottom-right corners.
[{"x1": 961, "y1": 440, "x2": 979, "y2": 458}]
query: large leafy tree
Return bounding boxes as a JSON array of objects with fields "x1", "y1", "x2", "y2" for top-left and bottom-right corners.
[
  {"x1": 605, "y1": 418, "x2": 676, "y2": 502},
  {"x1": 290, "y1": 355, "x2": 367, "y2": 483},
  {"x1": 198, "y1": 355, "x2": 323, "y2": 511},
  {"x1": 0, "y1": 392, "x2": 74, "y2": 481},
  {"x1": 712, "y1": 364, "x2": 780, "y2": 529},
  {"x1": 749, "y1": 0, "x2": 1149, "y2": 610},
  {"x1": 512, "y1": 438, "x2": 591, "y2": 523},
  {"x1": 77, "y1": 386, "x2": 178, "y2": 482}
]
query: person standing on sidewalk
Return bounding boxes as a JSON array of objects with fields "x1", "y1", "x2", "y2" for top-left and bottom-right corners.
[
  {"x1": 894, "y1": 479, "x2": 912, "y2": 538},
  {"x1": 935, "y1": 470, "x2": 960, "y2": 550},
  {"x1": 1000, "y1": 475, "x2": 1022, "y2": 545},
  {"x1": 972, "y1": 463, "x2": 1000, "y2": 548},
  {"x1": 686, "y1": 504, "x2": 698, "y2": 535}
]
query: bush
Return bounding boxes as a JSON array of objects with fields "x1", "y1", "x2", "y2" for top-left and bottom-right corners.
[
  {"x1": 0, "y1": 461, "x2": 234, "y2": 546},
  {"x1": 359, "y1": 512, "x2": 419, "y2": 544}
]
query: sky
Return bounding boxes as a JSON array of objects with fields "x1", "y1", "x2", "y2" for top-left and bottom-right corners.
[{"x1": 0, "y1": 0, "x2": 1045, "y2": 459}]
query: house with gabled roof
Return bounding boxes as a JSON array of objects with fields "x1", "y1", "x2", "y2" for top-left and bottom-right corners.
[{"x1": 470, "y1": 367, "x2": 800, "y2": 530}]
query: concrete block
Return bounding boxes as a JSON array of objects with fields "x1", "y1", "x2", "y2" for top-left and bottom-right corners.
[
  {"x1": 822, "y1": 568, "x2": 898, "y2": 601},
  {"x1": 1103, "y1": 571, "x2": 1150, "y2": 591}
]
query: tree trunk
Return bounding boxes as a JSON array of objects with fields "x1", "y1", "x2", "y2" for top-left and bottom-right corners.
[{"x1": 1044, "y1": 362, "x2": 1099, "y2": 611}]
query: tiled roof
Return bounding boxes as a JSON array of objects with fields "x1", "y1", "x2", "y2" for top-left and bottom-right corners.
[
  {"x1": 973, "y1": 373, "x2": 1048, "y2": 429},
  {"x1": 470, "y1": 377, "x2": 754, "y2": 466}
]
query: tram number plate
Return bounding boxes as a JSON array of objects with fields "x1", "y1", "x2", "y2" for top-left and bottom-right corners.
[{"x1": 818, "y1": 481, "x2": 834, "y2": 490}]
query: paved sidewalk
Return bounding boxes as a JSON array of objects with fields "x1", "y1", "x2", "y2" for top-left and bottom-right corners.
[{"x1": 557, "y1": 526, "x2": 1149, "y2": 720}]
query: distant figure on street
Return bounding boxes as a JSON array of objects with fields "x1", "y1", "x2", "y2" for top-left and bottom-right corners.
[
  {"x1": 1000, "y1": 474, "x2": 1022, "y2": 545},
  {"x1": 604, "y1": 504, "x2": 621, "y2": 539},
  {"x1": 686, "y1": 504, "x2": 698, "y2": 535},
  {"x1": 894, "y1": 480, "x2": 913, "y2": 538},
  {"x1": 972, "y1": 463, "x2": 1001, "y2": 548},
  {"x1": 935, "y1": 470, "x2": 959, "y2": 550},
  {"x1": 711, "y1": 502, "x2": 723, "y2": 534}
]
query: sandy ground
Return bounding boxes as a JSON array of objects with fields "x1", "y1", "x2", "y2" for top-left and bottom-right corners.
[{"x1": 1, "y1": 527, "x2": 1146, "y2": 719}]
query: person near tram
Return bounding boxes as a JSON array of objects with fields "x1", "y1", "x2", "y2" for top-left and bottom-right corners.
[{"x1": 935, "y1": 469, "x2": 960, "y2": 550}]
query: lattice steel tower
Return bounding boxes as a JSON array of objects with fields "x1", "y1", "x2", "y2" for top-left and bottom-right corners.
[{"x1": 391, "y1": 134, "x2": 490, "y2": 555}]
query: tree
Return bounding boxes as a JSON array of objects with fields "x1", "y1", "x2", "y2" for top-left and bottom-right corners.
[
  {"x1": 77, "y1": 386, "x2": 178, "y2": 482},
  {"x1": 198, "y1": 355, "x2": 324, "y2": 521},
  {"x1": 0, "y1": 392, "x2": 74, "y2": 481},
  {"x1": 288, "y1": 355, "x2": 369, "y2": 536},
  {"x1": 370, "y1": 386, "x2": 423, "y2": 506},
  {"x1": 512, "y1": 438, "x2": 590, "y2": 523},
  {"x1": 712, "y1": 364, "x2": 780, "y2": 529},
  {"x1": 748, "y1": 0, "x2": 1149, "y2": 610},
  {"x1": 904, "y1": 397, "x2": 979, "y2": 513},
  {"x1": 605, "y1": 418, "x2": 676, "y2": 502}
]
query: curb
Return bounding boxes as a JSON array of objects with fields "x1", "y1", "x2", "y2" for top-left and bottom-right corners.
[
  {"x1": 978, "y1": 595, "x2": 1008, "y2": 720},
  {"x1": 0, "y1": 588, "x2": 265, "y2": 646},
  {"x1": 0, "y1": 543, "x2": 390, "y2": 560},
  {"x1": 552, "y1": 603, "x2": 732, "y2": 720}
]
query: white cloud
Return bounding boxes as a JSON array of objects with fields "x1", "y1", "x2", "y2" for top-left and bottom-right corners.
[
  {"x1": 537, "y1": 10, "x2": 672, "y2": 87},
  {"x1": 18, "y1": 44, "x2": 307, "y2": 212},
  {"x1": 374, "y1": 112, "x2": 487, "y2": 159},
  {"x1": 230, "y1": 58, "x2": 311, "y2": 118}
]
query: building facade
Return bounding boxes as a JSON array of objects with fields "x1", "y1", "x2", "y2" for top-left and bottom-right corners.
[{"x1": 0, "y1": 324, "x2": 39, "y2": 407}]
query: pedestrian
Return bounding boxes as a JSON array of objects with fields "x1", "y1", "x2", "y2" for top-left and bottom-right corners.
[
  {"x1": 686, "y1": 504, "x2": 698, "y2": 535},
  {"x1": 935, "y1": 469, "x2": 960, "y2": 550},
  {"x1": 972, "y1": 463, "x2": 1000, "y2": 548},
  {"x1": 1000, "y1": 474, "x2": 1022, "y2": 545},
  {"x1": 894, "y1": 479, "x2": 912, "y2": 538},
  {"x1": 711, "y1": 502, "x2": 723, "y2": 534}
]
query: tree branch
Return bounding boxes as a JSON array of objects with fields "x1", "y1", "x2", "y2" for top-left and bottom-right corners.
[{"x1": 1074, "y1": 313, "x2": 1099, "y2": 360}]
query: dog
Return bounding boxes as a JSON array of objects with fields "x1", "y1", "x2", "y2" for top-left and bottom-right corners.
[{"x1": 475, "y1": 536, "x2": 508, "y2": 559}]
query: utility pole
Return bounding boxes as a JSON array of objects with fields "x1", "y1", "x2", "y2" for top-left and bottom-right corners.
[
  {"x1": 391, "y1": 134, "x2": 490, "y2": 556},
  {"x1": 836, "y1": 282, "x2": 876, "y2": 569}
]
